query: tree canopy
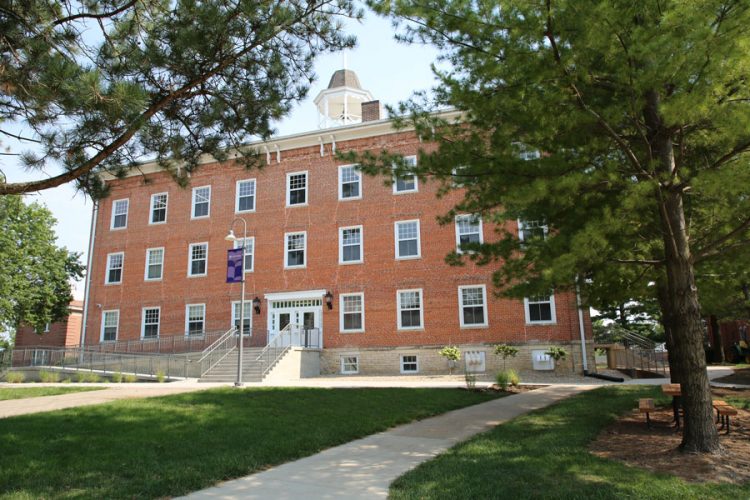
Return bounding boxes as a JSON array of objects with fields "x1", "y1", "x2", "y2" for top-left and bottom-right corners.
[
  {"x1": 358, "y1": 0, "x2": 750, "y2": 453},
  {"x1": 0, "y1": 195, "x2": 83, "y2": 333},
  {"x1": 0, "y1": 0, "x2": 358, "y2": 196}
]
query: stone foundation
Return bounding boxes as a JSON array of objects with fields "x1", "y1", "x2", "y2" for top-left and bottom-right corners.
[{"x1": 320, "y1": 341, "x2": 595, "y2": 378}]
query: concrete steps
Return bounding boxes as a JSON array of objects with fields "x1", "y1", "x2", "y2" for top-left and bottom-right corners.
[{"x1": 199, "y1": 348, "x2": 269, "y2": 383}]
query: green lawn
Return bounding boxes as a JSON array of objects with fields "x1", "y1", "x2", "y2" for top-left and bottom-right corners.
[
  {"x1": 0, "y1": 387, "x2": 501, "y2": 499},
  {"x1": 390, "y1": 386, "x2": 750, "y2": 500},
  {"x1": 0, "y1": 386, "x2": 104, "y2": 401}
]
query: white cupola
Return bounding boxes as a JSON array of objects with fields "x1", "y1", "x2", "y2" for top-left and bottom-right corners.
[{"x1": 313, "y1": 69, "x2": 374, "y2": 128}]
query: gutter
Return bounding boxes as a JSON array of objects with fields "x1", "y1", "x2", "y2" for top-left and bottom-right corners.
[
  {"x1": 575, "y1": 279, "x2": 589, "y2": 373},
  {"x1": 79, "y1": 200, "x2": 98, "y2": 357}
]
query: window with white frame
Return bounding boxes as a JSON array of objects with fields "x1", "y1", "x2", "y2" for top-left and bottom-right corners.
[
  {"x1": 338, "y1": 165, "x2": 362, "y2": 200},
  {"x1": 340, "y1": 293, "x2": 364, "y2": 332},
  {"x1": 233, "y1": 237, "x2": 254, "y2": 272},
  {"x1": 286, "y1": 171, "x2": 308, "y2": 206},
  {"x1": 192, "y1": 186, "x2": 211, "y2": 218},
  {"x1": 397, "y1": 289, "x2": 424, "y2": 330},
  {"x1": 400, "y1": 355, "x2": 419, "y2": 373},
  {"x1": 340, "y1": 355, "x2": 359, "y2": 374},
  {"x1": 142, "y1": 307, "x2": 160, "y2": 338},
  {"x1": 100, "y1": 310, "x2": 119, "y2": 342},
  {"x1": 105, "y1": 252, "x2": 124, "y2": 284},
  {"x1": 185, "y1": 304, "x2": 206, "y2": 335},
  {"x1": 188, "y1": 242, "x2": 208, "y2": 276},
  {"x1": 455, "y1": 215, "x2": 483, "y2": 252},
  {"x1": 285, "y1": 232, "x2": 306, "y2": 268},
  {"x1": 339, "y1": 226, "x2": 363, "y2": 264},
  {"x1": 459, "y1": 285, "x2": 488, "y2": 327},
  {"x1": 518, "y1": 219, "x2": 548, "y2": 242},
  {"x1": 232, "y1": 301, "x2": 252, "y2": 335},
  {"x1": 150, "y1": 193, "x2": 168, "y2": 224},
  {"x1": 525, "y1": 294, "x2": 556, "y2": 324},
  {"x1": 236, "y1": 179, "x2": 256, "y2": 212},
  {"x1": 395, "y1": 220, "x2": 421, "y2": 259},
  {"x1": 393, "y1": 155, "x2": 418, "y2": 193},
  {"x1": 144, "y1": 247, "x2": 164, "y2": 281},
  {"x1": 111, "y1": 199, "x2": 129, "y2": 229}
]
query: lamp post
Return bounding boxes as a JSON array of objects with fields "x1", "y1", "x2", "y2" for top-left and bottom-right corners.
[{"x1": 225, "y1": 218, "x2": 247, "y2": 387}]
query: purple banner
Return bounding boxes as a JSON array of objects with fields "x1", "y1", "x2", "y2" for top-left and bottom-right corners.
[{"x1": 226, "y1": 248, "x2": 244, "y2": 283}]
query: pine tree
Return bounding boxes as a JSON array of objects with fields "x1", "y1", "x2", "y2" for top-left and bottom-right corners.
[
  {"x1": 360, "y1": 0, "x2": 750, "y2": 453},
  {"x1": 0, "y1": 0, "x2": 358, "y2": 196}
]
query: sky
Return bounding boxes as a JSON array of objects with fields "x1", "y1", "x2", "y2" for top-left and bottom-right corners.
[{"x1": 4, "y1": 12, "x2": 441, "y2": 300}]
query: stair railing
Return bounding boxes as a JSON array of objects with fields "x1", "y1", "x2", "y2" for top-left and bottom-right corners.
[
  {"x1": 198, "y1": 327, "x2": 238, "y2": 377},
  {"x1": 255, "y1": 323, "x2": 298, "y2": 380}
]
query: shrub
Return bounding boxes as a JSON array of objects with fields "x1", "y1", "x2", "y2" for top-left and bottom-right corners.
[
  {"x1": 61, "y1": 378, "x2": 72, "y2": 384},
  {"x1": 496, "y1": 370, "x2": 510, "y2": 390},
  {"x1": 494, "y1": 344, "x2": 519, "y2": 370},
  {"x1": 506, "y1": 368, "x2": 520, "y2": 387},
  {"x1": 111, "y1": 372, "x2": 123, "y2": 383},
  {"x1": 545, "y1": 347, "x2": 568, "y2": 364},
  {"x1": 39, "y1": 370, "x2": 60, "y2": 383},
  {"x1": 5, "y1": 371, "x2": 25, "y2": 383},
  {"x1": 439, "y1": 345, "x2": 461, "y2": 374},
  {"x1": 123, "y1": 373, "x2": 138, "y2": 383},
  {"x1": 75, "y1": 372, "x2": 101, "y2": 383},
  {"x1": 155, "y1": 370, "x2": 166, "y2": 383}
]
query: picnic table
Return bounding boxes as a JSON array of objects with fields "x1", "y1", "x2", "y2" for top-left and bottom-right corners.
[{"x1": 661, "y1": 383, "x2": 682, "y2": 429}]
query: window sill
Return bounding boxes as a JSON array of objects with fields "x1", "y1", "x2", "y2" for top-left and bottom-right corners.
[
  {"x1": 286, "y1": 203, "x2": 309, "y2": 208},
  {"x1": 395, "y1": 255, "x2": 421, "y2": 261},
  {"x1": 187, "y1": 274, "x2": 208, "y2": 278},
  {"x1": 393, "y1": 189, "x2": 418, "y2": 195},
  {"x1": 110, "y1": 226, "x2": 127, "y2": 231},
  {"x1": 235, "y1": 209, "x2": 256, "y2": 214},
  {"x1": 284, "y1": 265, "x2": 307, "y2": 270},
  {"x1": 340, "y1": 330, "x2": 365, "y2": 334},
  {"x1": 104, "y1": 282, "x2": 122, "y2": 286},
  {"x1": 460, "y1": 324, "x2": 489, "y2": 329},
  {"x1": 191, "y1": 215, "x2": 210, "y2": 221},
  {"x1": 526, "y1": 321, "x2": 557, "y2": 326},
  {"x1": 338, "y1": 196, "x2": 363, "y2": 202},
  {"x1": 144, "y1": 278, "x2": 163, "y2": 282},
  {"x1": 339, "y1": 260, "x2": 363, "y2": 266},
  {"x1": 148, "y1": 221, "x2": 167, "y2": 226},
  {"x1": 397, "y1": 327, "x2": 424, "y2": 332}
]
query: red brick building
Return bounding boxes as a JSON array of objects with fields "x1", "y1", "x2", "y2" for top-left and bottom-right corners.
[
  {"x1": 83, "y1": 70, "x2": 593, "y2": 377},
  {"x1": 15, "y1": 301, "x2": 83, "y2": 349}
]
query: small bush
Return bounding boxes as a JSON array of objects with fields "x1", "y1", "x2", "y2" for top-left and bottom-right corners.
[
  {"x1": 506, "y1": 368, "x2": 520, "y2": 387},
  {"x1": 545, "y1": 347, "x2": 568, "y2": 364},
  {"x1": 111, "y1": 372, "x2": 123, "y2": 383},
  {"x1": 496, "y1": 370, "x2": 510, "y2": 390},
  {"x1": 494, "y1": 344, "x2": 519, "y2": 371},
  {"x1": 75, "y1": 372, "x2": 101, "y2": 383},
  {"x1": 439, "y1": 346, "x2": 461, "y2": 374},
  {"x1": 155, "y1": 370, "x2": 166, "y2": 383},
  {"x1": 61, "y1": 378, "x2": 72, "y2": 384},
  {"x1": 5, "y1": 371, "x2": 25, "y2": 383},
  {"x1": 464, "y1": 372, "x2": 477, "y2": 389},
  {"x1": 39, "y1": 370, "x2": 60, "y2": 383},
  {"x1": 123, "y1": 373, "x2": 138, "y2": 383}
]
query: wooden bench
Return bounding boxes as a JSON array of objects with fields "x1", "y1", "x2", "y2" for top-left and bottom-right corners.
[
  {"x1": 713, "y1": 401, "x2": 739, "y2": 434},
  {"x1": 639, "y1": 398, "x2": 656, "y2": 429}
]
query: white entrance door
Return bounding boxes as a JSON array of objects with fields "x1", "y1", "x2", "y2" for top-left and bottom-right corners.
[{"x1": 267, "y1": 298, "x2": 323, "y2": 347}]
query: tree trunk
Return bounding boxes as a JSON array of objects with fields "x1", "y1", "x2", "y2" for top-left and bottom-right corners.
[
  {"x1": 646, "y1": 90, "x2": 720, "y2": 453},
  {"x1": 656, "y1": 277, "x2": 680, "y2": 384},
  {"x1": 709, "y1": 315, "x2": 724, "y2": 364}
]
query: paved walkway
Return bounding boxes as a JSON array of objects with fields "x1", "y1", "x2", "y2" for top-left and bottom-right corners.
[
  {"x1": 181, "y1": 384, "x2": 598, "y2": 499},
  {"x1": 0, "y1": 381, "x2": 213, "y2": 418}
]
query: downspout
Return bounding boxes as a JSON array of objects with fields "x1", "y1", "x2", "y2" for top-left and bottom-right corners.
[
  {"x1": 575, "y1": 279, "x2": 589, "y2": 374},
  {"x1": 79, "y1": 200, "x2": 98, "y2": 358}
]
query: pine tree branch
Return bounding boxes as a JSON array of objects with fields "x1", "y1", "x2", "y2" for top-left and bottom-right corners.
[
  {"x1": 704, "y1": 138, "x2": 750, "y2": 171},
  {"x1": 695, "y1": 215, "x2": 750, "y2": 262},
  {"x1": 51, "y1": 0, "x2": 139, "y2": 27},
  {"x1": 611, "y1": 258, "x2": 664, "y2": 266}
]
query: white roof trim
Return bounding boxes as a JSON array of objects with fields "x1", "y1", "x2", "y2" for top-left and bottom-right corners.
[
  {"x1": 264, "y1": 289, "x2": 327, "y2": 301},
  {"x1": 99, "y1": 110, "x2": 462, "y2": 181}
]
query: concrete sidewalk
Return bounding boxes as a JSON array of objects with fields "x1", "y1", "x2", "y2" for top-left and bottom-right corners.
[
  {"x1": 0, "y1": 382, "x2": 215, "y2": 418},
  {"x1": 182, "y1": 384, "x2": 598, "y2": 499}
]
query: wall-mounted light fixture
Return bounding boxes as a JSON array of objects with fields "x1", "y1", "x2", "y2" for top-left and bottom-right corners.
[
  {"x1": 325, "y1": 291, "x2": 334, "y2": 310},
  {"x1": 253, "y1": 296, "x2": 261, "y2": 315}
]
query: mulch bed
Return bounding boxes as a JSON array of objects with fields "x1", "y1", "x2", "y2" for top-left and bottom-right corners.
[
  {"x1": 589, "y1": 388, "x2": 750, "y2": 484},
  {"x1": 713, "y1": 367, "x2": 750, "y2": 386}
]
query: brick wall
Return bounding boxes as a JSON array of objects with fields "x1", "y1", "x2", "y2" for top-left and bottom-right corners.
[
  {"x1": 15, "y1": 309, "x2": 82, "y2": 348},
  {"x1": 86, "y1": 128, "x2": 593, "y2": 356}
]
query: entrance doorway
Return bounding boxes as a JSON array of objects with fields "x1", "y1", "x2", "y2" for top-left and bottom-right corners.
[{"x1": 267, "y1": 297, "x2": 323, "y2": 347}]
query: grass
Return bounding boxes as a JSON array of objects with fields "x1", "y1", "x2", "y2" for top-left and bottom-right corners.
[
  {"x1": 390, "y1": 386, "x2": 750, "y2": 500},
  {"x1": 725, "y1": 395, "x2": 749, "y2": 410},
  {"x1": 0, "y1": 387, "x2": 500, "y2": 499},
  {"x1": 0, "y1": 387, "x2": 103, "y2": 401}
]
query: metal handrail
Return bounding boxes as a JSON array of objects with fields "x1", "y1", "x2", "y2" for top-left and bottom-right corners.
[
  {"x1": 254, "y1": 324, "x2": 321, "y2": 380},
  {"x1": 198, "y1": 327, "x2": 239, "y2": 377},
  {"x1": 34, "y1": 330, "x2": 232, "y2": 355}
]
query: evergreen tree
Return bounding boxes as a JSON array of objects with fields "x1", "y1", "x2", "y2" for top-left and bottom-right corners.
[
  {"x1": 360, "y1": 0, "x2": 750, "y2": 453},
  {"x1": 0, "y1": 195, "x2": 83, "y2": 332},
  {"x1": 0, "y1": 0, "x2": 358, "y2": 196}
]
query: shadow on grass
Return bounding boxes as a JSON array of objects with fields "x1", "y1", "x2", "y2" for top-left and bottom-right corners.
[
  {"x1": 390, "y1": 386, "x2": 750, "y2": 500},
  {"x1": 0, "y1": 387, "x2": 500, "y2": 499}
]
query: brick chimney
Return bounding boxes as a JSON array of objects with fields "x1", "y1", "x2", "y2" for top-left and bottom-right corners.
[{"x1": 361, "y1": 100, "x2": 381, "y2": 122}]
